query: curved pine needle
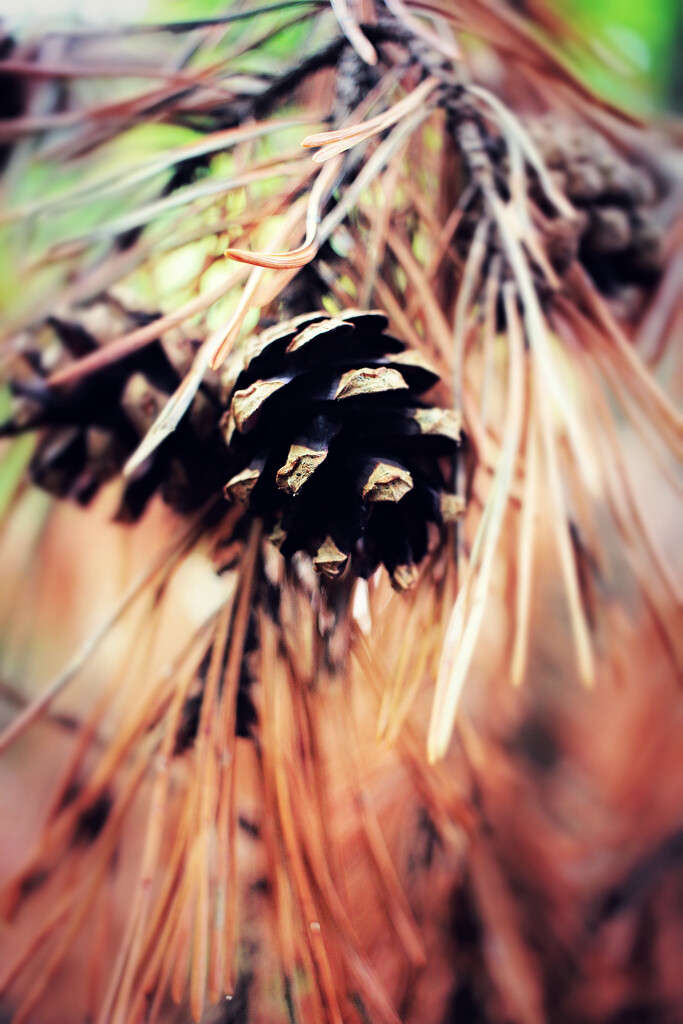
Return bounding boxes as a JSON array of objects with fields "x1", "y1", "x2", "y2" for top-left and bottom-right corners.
[
  {"x1": 222, "y1": 237, "x2": 318, "y2": 270},
  {"x1": 302, "y1": 76, "x2": 440, "y2": 158},
  {"x1": 383, "y1": 0, "x2": 462, "y2": 62},
  {"x1": 330, "y1": 0, "x2": 378, "y2": 66},
  {"x1": 223, "y1": 153, "x2": 337, "y2": 270}
]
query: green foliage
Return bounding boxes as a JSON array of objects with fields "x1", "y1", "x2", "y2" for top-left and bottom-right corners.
[{"x1": 561, "y1": 0, "x2": 679, "y2": 110}]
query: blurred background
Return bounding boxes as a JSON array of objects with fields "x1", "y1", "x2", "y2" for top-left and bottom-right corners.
[{"x1": 1, "y1": 0, "x2": 682, "y2": 112}]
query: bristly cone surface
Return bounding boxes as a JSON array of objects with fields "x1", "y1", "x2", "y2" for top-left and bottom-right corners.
[{"x1": 223, "y1": 310, "x2": 463, "y2": 588}]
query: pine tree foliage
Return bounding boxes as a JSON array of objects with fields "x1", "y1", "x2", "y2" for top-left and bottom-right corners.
[{"x1": 0, "y1": 2, "x2": 680, "y2": 1023}]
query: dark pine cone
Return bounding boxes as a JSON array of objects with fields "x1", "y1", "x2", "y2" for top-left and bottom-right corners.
[
  {"x1": 525, "y1": 116, "x2": 663, "y2": 291},
  {"x1": 0, "y1": 314, "x2": 234, "y2": 521},
  {"x1": 222, "y1": 310, "x2": 463, "y2": 589}
]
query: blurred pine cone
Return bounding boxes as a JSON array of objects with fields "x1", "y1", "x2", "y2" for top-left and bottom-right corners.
[
  {"x1": 526, "y1": 116, "x2": 663, "y2": 289},
  {"x1": 1, "y1": 312, "x2": 232, "y2": 520}
]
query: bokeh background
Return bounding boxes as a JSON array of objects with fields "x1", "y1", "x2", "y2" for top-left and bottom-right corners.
[{"x1": 1, "y1": 0, "x2": 682, "y2": 112}]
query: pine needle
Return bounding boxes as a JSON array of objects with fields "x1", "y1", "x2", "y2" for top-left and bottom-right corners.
[{"x1": 429, "y1": 283, "x2": 526, "y2": 761}]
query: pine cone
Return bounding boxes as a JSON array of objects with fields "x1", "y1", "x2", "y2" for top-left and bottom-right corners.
[
  {"x1": 223, "y1": 310, "x2": 463, "y2": 589},
  {"x1": 526, "y1": 116, "x2": 663, "y2": 290},
  {"x1": 0, "y1": 314, "x2": 233, "y2": 520}
]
